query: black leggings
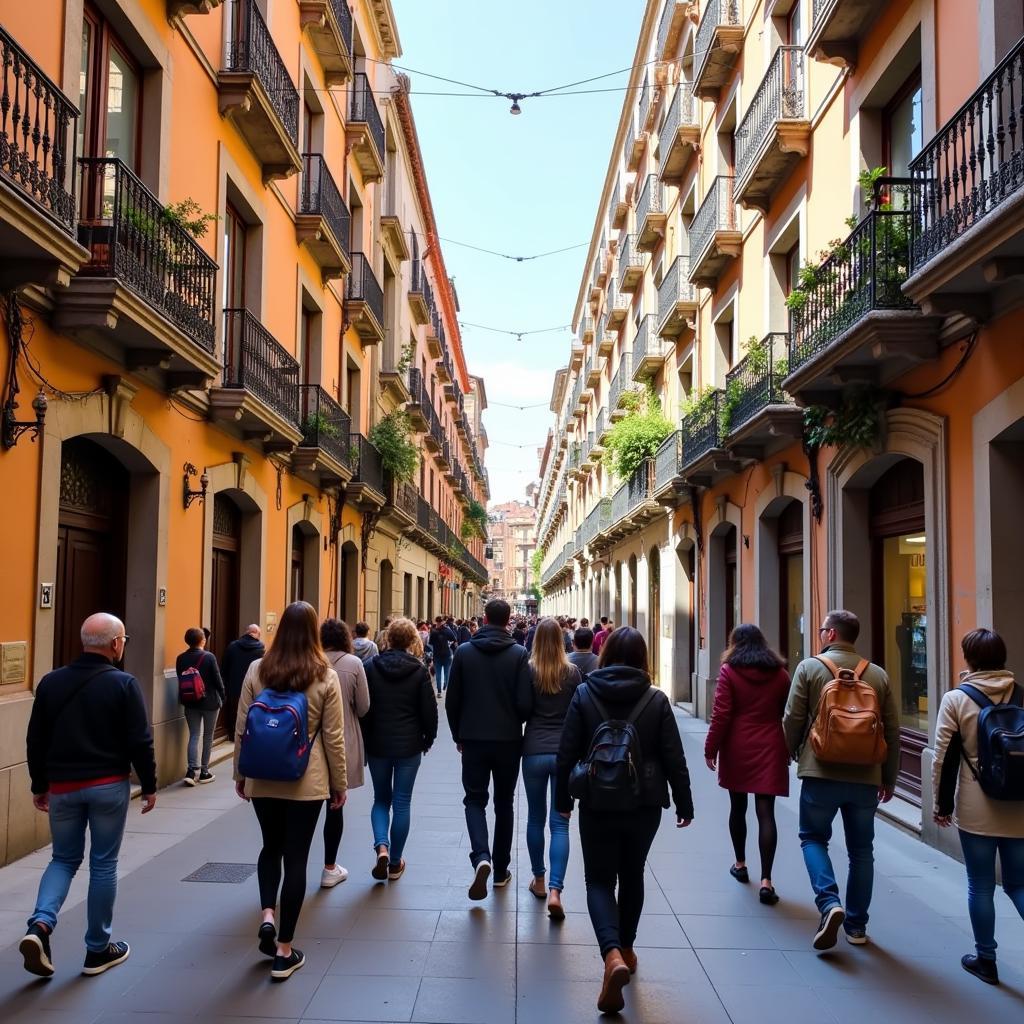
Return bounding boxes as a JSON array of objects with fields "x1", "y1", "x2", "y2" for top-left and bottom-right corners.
[
  {"x1": 728, "y1": 792, "x2": 778, "y2": 882},
  {"x1": 252, "y1": 798, "x2": 322, "y2": 943},
  {"x1": 323, "y1": 802, "x2": 344, "y2": 865}
]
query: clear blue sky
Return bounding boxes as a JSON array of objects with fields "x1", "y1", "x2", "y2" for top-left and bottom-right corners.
[{"x1": 391, "y1": 0, "x2": 644, "y2": 506}]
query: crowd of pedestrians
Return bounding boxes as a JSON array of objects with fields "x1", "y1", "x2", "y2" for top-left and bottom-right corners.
[{"x1": 16, "y1": 599, "x2": 1024, "y2": 1013}]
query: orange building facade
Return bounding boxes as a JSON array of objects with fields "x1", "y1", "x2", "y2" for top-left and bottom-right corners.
[
  {"x1": 535, "y1": 0, "x2": 1024, "y2": 852},
  {"x1": 0, "y1": 0, "x2": 488, "y2": 864}
]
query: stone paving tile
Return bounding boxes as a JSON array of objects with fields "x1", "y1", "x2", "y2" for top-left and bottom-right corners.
[
  {"x1": 411, "y1": 976, "x2": 516, "y2": 1024},
  {"x1": 303, "y1": 974, "x2": 421, "y2": 1021},
  {"x1": 326, "y1": 939, "x2": 432, "y2": 977},
  {"x1": 714, "y1": 983, "x2": 841, "y2": 1024}
]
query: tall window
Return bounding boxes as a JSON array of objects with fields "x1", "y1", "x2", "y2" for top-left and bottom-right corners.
[{"x1": 883, "y1": 70, "x2": 923, "y2": 178}]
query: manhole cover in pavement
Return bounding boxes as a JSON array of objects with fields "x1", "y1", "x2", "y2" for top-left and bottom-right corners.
[{"x1": 182, "y1": 862, "x2": 258, "y2": 883}]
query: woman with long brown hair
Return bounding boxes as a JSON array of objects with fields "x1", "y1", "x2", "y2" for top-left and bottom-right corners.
[
  {"x1": 524, "y1": 618, "x2": 583, "y2": 919},
  {"x1": 234, "y1": 602, "x2": 347, "y2": 982},
  {"x1": 556, "y1": 627, "x2": 693, "y2": 1015}
]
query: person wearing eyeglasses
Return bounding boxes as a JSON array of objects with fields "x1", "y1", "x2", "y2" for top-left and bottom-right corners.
[{"x1": 20, "y1": 612, "x2": 157, "y2": 979}]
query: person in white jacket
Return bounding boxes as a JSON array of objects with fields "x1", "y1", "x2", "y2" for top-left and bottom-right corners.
[{"x1": 932, "y1": 628, "x2": 1024, "y2": 987}]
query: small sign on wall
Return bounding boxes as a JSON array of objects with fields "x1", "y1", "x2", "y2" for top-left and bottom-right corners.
[
  {"x1": 1, "y1": 642, "x2": 28, "y2": 687},
  {"x1": 39, "y1": 583, "x2": 53, "y2": 609}
]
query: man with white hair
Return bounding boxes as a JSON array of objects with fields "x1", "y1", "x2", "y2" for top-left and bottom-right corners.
[
  {"x1": 221, "y1": 623, "x2": 264, "y2": 742},
  {"x1": 20, "y1": 612, "x2": 157, "y2": 978}
]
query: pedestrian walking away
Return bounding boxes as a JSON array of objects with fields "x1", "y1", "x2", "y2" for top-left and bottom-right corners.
[
  {"x1": 319, "y1": 618, "x2": 371, "y2": 888},
  {"x1": 352, "y1": 621, "x2": 379, "y2": 664},
  {"x1": 176, "y1": 626, "x2": 226, "y2": 786},
  {"x1": 783, "y1": 609, "x2": 900, "y2": 951},
  {"x1": 524, "y1": 618, "x2": 582, "y2": 919},
  {"x1": 704, "y1": 624, "x2": 791, "y2": 904},
  {"x1": 933, "y1": 627, "x2": 1024, "y2": 986},
  {"x1": 592, "y1": 619, "x2": 613, "y2": 656},
  {"x1": 20, "y1": 612, "x2": 157, "y2": 979},
  {"x1": 569, "y1": 627, "x2": 600, "y2": 678},
  {"x1": 429, "y1": 616, "x2": 457, "y2": 697},
  {"x1": 446, "y1": 598, "x2": 533, "y2": 900},
  {"x1": 221, "y1": 625, "x2": 264, "y2": 743},
  {"x1": 556, "y1": 626, "x2": 693, "y2": 1015},
  {"x1": 361, "y1": 618, "x2": 438, "y2": 882},
  {"x1": 234, "y1": 601, "x2": 347, "y2": 982}
]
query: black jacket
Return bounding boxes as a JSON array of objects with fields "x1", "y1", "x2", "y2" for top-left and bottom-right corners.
[
  {"x1": 555, "y1": 665, "x2": 694, "y2": 820},
  {"x1": 27, "y1": 653, "x2": 157, "y2": 795},
  {"x1": 429, "y1": 626, "x2": 457, "y2": 663},
  {"x1": 221, "y1": 634, "x2": 265, "y2": 698},
  {"x1": 457, "y1": 624, "x2": 472, "y2": 646},
  {"x1": 361, "y1": 649, "x2": 438, "y2": 759},
  {"x1": 446, "y1": 625, "x2": 533, "y2": 743},
  {"x1": 175, "y1": 647, "x2": 226, "y2": 711}
]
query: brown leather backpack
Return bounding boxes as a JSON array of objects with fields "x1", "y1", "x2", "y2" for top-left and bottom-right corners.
[{"x1": 809, "y1": 656, "x2": 887, "y2": 765}]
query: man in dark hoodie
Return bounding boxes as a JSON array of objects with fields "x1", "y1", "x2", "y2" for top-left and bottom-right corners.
[
  {"x1": 221, "y1": 624, "x2": 264, "y2": 742},
  {"x1": 446, "y1": 599, "x2": 534, "y2": 900}
]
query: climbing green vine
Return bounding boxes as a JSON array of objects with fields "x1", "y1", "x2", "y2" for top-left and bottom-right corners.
[
  {"x1": 603, "y1": 386, "x2": 673, "y2": 478},
  {"x1": 460, "y1": 498, "x2": 489, "y2": 541},
  {"x1": 369, "y1": 410, "x2": 419, "y2": 482}
]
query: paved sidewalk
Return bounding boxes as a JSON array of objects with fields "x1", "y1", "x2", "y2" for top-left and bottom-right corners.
[{"x1": 0, "y1": 711, "x2": 1021, "y2": 1023}]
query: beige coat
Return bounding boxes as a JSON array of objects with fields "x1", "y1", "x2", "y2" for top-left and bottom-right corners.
[
  {"x1": 327, "y1": 650, "x2": 370, "y2": 789},
  {"x1": 233, "y1": 658, "x2": 347, "y2": 801},
  {"x1": 932, "y1": 671, "x2": 1024, "y2": 838}
]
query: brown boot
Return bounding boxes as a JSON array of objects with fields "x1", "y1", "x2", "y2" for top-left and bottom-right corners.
[
  {"x1": 621, "y1": 948, "x2": 637, "y2": 974},
  {"x1": 597, "y1": 949, "x2": 630, "y2": 1014}
]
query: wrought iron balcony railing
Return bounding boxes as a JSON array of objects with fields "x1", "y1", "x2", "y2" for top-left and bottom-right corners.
[
  {"x1": 723, "y1": 333, "x2": 791, "y2": 434},
  {"x1": 789, "y1": 187, "x2": 915, "y2": 373},
  {"x1": 346, "y1": 251, "x2": 384, "y2": 324},
  {"x1": 299, "y1": 153, "x2": 350, "y2": 258},
  {"x1": 657, "y1": 255, "x2": 696, "y2": 332},
  {"x1": 638, "y1": 72, "x2": 652, "y2": 129},
  {"x1": 299, "y1": 384, "x2": 353, "y2": 468},
  {"x1": 659, "y1": 83, "x2": 697, "y2": 178},
  {"x1": 329, "y1": 0, "x2": 354, "y2": 59},
  {"x1": 735, "y1": 47, "x2": 807, "y2": 182},
  {"x1": 618, "y1": 233, "x2": 643, "y2": 283},
  {"x1": 0, "y1": 26, "x2": 78, "y2": 232},
  {"x1": 636, "y1": 174, "x2": 665, "y2": 227},
  {"x1": 593, "y1": 408, "x2": 608, "y2": 443},
  {"x1": 610, "y1": 480, "x2": 630, "y2": 526},
  {"x1": 77, "y1": 158, "x2": 217, "y2": 350},
  {"x1": 910, "y1": 34, "x2": 1024, "y2": 270},
  {"x1": 657, "y1": 1, "x2": 688, "y2": 59},
  {"x1": 350, "y1": 432, "x2": 385, "y2": 493},
  {"x1": 655, "y1": 430, "x2": 683, "y2": 491},
  {"x1": 222, "y1": 308, "x2": 299, "y2": 422},
  {"x1": 632, "y1": 314, "x2": 668, "y2": 376},
  {"x1": 610, "y1": 353, "x2": 641, "y2": 409},
  {"x1": 695, "y1": 0, "x2": 741, "y2": 84},
  {"x1": 628, "y1": 459, "x2": 655, "y2": 512},
  {"x1": 349, "y1": 72, "x2": 385, "y2": 167},
  {"x1": 691, "y1": 175, "x2": 739, "y2": 267},
  {"x1": 681, "y1": 389, "x2": 726, "y2": 467},
  {"x1": 224, "y1": 0, "x2": 299, "y2": 145}
]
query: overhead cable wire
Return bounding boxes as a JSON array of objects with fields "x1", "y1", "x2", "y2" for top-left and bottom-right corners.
[{"x1": 438, "y1": 236, "x2": 588, "y2": 262}]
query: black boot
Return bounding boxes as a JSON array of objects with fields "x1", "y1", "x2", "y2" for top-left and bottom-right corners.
[{"x1": 961, "y1": 954, "x2": 999, "y2": 985}]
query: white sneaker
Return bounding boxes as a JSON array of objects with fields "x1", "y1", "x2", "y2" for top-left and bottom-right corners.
[{"x1": 320, "y1": 865, "x2": 349, "y2": 888}]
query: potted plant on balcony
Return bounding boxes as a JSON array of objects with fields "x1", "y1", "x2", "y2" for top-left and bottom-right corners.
[
  {"x1": 302, "y1": 409, "x2": 341, "y2": 444},
  {"x1": 460, "y1": 498, "x2": 488, "y2": 541},
  {"x1": 369, "y1": 410, "x2": 419, "y2": 482},
  {"x1": 604, "y1": 386, "x2": 673, "y2": 479},
  {"x1": 722, "y1": 335, "x2": 789, "y2": 429}
]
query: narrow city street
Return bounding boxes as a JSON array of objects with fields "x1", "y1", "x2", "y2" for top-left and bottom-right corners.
[{"x1": 0, "y1": 711, "x2": 1020, "y2": 1024}]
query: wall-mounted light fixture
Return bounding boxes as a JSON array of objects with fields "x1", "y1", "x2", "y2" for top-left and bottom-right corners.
[
  {"x1": 2, "y1": 387, "x2": 46, "y2": 450},
  {"x1": 183, "y1": 461, "x2": 208, "y2": 509}
]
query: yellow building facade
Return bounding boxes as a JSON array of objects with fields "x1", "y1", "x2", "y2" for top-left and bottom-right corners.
[
  {"x1": 0, "y1": 0, "x2": 488, "y2": 864},
  {"x1": 536, "y1": 0, "x2": 1024, "y2": 851}
]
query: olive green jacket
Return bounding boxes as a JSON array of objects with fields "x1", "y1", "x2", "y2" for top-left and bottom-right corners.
[{"x1": 782, "y1": 643, "x2": 901, "y2": 788}]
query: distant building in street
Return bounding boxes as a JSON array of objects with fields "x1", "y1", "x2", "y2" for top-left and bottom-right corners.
[{"x1": 486, "y1": 500, "x2": 537, "y2": 613}]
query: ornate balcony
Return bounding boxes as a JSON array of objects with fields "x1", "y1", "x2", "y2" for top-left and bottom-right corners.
[
  {"x1": 657, "y1": 1, "x2": 694, "y2": 60},
  {"x1": 593, "y1": 408, "x2": 609, "y2": 450},
  {"x1": 605, "y1": 460, "x2": 659, "y2": 540},
  {"x1": 296, "y1": 153, "x2": 351, "y2": 282},
  {"x1": 596, "y1": 313, "x2": 615, "y2": 357},
  {"x1": 638, "y1": 72, "x2": 659, "y2": 134},
  {"x1": 657, "y1": 256, "x2": 698, "y2": 338},
  {"x1": 211, "y1": 309, "x2": 301, "y2": 450},
  {"x1": 585, "y1": 350, "x2": 603, "y2": 389},
  {"x1": 659, "y1": 83, "x2": 700, "y2": 183},
  {"x1": 345, "y1": 252, "x2": 384, "y2": 344},
  {"x1": 385, "y1": 475, "x2": 419, "y2": 529},
  {"x1": 580, "y1": 432, "x2": 597, "y2": 473},
  {"x1": 906, "y1": 36, "x2": 1024, "y2": 324},
  {"x1": 0, "y1": 27, "x2": 87, "y2": 289},
  {"x1": 785, "y1": 187, "x2": 938, "y2": 403},
  {"x1": 218, "y1": 0, "x2": 301, "y2": 182},
  {"x1": 408, "y1": 257, "x2": 431, "y2": 327},
  {"x1": 609, "y1": 354, "x2": 641, "y2": 420},
  {"x1": 405, "y1": 368, "x2": 430, "y2": 431},
  {"x1": 379, "y1": 345, "x2": 411, "y2": 404},
  {"x1": 681, "y1": 389, "x2": 732, "y2": 484},
  {"x1": 581, "y1": 315, "x2": 595, "y2": 344},
  {"x1": 689, "y1": 176, "x2": 742, "y2": 289},
  {"x1": 298, "y1": 0, "x2": 353, "y2": 86},
  {"x1": 380, "y1": 175, "x2": 410, "y2": 265},
  {"x1": 607, "y1": 278, "x2": 630, "y2": 330},
  {"x1": 436, "y1": 347, "x2": 453, "y2": 384},
  {"x1": 293, "y1": 384, "x2": 354, "y2": 485},
  {"x1": 56, "y1": 158, "x2": 219, "y2": 387},
  {"x1": 631, "y1": 315, "x2": 667, "y2": 379},
  {"x1": 348, "y1": 433, "x2": 386, "y2": 510},
  {"x1": 652, "y1": 430, "x2": 686, "y2": 505},
  {"x1": 609, "y1": 178, "x2": 628, "y2": 230},
  {"x1": 625, "y1": 117, "x2": 645, "y2": 173},
  {"x1": 806, "y1": 0, "x2": 884, "y2": 69},
  {"x1": 693, "y1": 0, "x2": 743, "y2": 100},
  {"x1": 734, "y1": 47, "x2": 810, "y2": 213},
  {"x1": 636, "y1": 175, "x2": 667, "y2": 251},
  {"x1": 424, "y1": 292, "x2": 442, "y2": 357},
  {"x1": 723, "y1": 332, "x2": 801, "y2": 456},
  {"x1": 570, "y1": 343, "x2": 585, "y2": 372},
  {"x1": 347, "y1": 73, "x2": 385, "y2": 183},
  {"x1": 618, "y1": 234, "x2": 644, "y2": 292}
]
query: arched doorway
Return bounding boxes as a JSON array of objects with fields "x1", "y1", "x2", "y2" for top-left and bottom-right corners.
[
  {"x1": 379, "y1": 559, "x2": 394, "y2": 628},
  {"x1": 674, "y1": 541, "x2": 696, "y2": 705},
  {"x1": 54, "y1": 438, "x2": 129, "y2": 668},
  {"x1": 628, "y1": 554, "x2": 638, "y2": 628},
  {"x1": 648, "y1": 546, "x2": 661, "y2": 682},
  {"x1": 340, "y1": 541, "x2": 358, "y2": 624},
  {"x1": 211, "y1": 493, "x2": 242, "y2": 666},
  {"x1": 708, "y1": 523, "x2": 738, "y2": 670},
  {"x1": 289, "y1": 521, "x2": 319, "y2": 608}
]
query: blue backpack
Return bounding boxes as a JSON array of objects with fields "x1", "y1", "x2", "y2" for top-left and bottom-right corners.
[
  {"x1": 959, "y1": 683, "x2": 1024, "y2": 801},
  {"x1": 238, "y1": 688, "x2": 319, "y2": 782}
]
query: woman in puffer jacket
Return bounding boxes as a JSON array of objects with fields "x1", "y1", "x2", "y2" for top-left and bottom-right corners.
[{"x1": 932, "y1": 627, "x2": 1024, "y2": 987}]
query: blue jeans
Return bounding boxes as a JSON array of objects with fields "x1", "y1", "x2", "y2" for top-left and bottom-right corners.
[
  {"x1": 434, "y1": 659, "x2": 451, "y2": 693},
  {"x1": 798, "y1": 777, "x2": 878, "y2": 930},
  {"x1": 958, "y1": 830, "x2": 1024, "y2": 961},
  {"x1": 368, "y1": 754, "x2": 422, "y2": 867},
  {"x1": 522, "y1": 753, "x2": 570, "y2": 891},
  {"x1": 184, "y1": 706, "x2": 219, "y2": 772},
  {"x1": 29, "y1": 780, "x2": 131, "y2": 951}
]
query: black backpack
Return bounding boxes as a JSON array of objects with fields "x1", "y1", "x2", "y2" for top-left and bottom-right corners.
[
  {"x1": 568, "y1": 685, "x2": 657, "y2": 811},
  {"x1": 959, "y1": 683, "x2": 1024, "y2": 801}
]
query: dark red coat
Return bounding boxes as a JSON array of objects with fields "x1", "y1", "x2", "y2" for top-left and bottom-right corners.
[{"x1": 704, "y1": 662, "x2": 791, "y2": 797}]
